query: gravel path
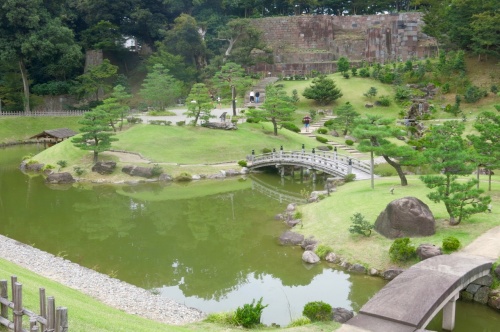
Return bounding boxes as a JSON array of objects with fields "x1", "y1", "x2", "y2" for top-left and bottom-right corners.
[{"x1": 0, "y1": 234, "x2": 205, "y2": 325}]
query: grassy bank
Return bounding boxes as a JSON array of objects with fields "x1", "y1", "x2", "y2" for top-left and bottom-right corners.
[
  {"x1": 297, "y1": 175, "x2": 500, "y2": 270},
  {"x1": 0, "y1": 117, "x2": 81, "y2": 144}
]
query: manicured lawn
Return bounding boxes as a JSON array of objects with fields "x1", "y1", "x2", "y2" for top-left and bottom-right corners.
[
  {"x1": 0, "y1": 117, "x2": 81, "y2": 144},
  {"x1": 296, "y1": 175, "x2": 500, "y2": 270}
]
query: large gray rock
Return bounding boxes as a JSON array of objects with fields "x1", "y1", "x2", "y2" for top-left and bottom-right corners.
[
  {"x1": 46, "y1": 172, "x2": 75, "y2": 184},
  {"x1": 374, "y1": 197, "x2": 435, "y2": 238},
  {"x1": 382, "y1": 268, "x2": 404, "y2": 280},
  {"x1": 278, "y1": 231, "x2": 304, "y2": 246},
  {"x1": 488, "y1": 290, "x2": 500, "y2": 311},
  {"x1": 348, "y1": 264, "x2": 367, "y2": 274},
  {"x1": 22, "y1": 162, "x2": 44, "y2": 172},
  {"x1": 122, "y1": 165, "x2": 154, "y2": 178},
  {"x1": 159, "y1": 173, "x2": 173, "y2": 182},
  {"x1": 332, "y1": 307, "x2": 354, "y2": 323},
  {"x1": 474, "y1": 286, "x2": 490, "y2": 304},
  {"x1": 302, "y1": 250, "x2": 320, "y2": 264},
  {"x1": 92, "y1": 161, "x2": 116, "y2": 175},
  {"x1": 325, "y1": 252, "x2": 340, "y2": 263},
  {"x1": 416, "y1": 244, "x2": 442, "y2": 260},
  {"x1": 201, "y1": 122, "x2": 237, "y2": 130}
]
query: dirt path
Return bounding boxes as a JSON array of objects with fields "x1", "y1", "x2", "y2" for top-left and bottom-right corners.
[
  {"x1": 461, "y1": 225, "x2": 500, "y2": 260},
  {"x1": 105, "y1": 151, "x2": 151, "y2": 163}
]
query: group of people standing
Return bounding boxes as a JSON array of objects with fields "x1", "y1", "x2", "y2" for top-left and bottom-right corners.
[{"x1": 249, "y1": 90, "x2": 260, "y2": 103}]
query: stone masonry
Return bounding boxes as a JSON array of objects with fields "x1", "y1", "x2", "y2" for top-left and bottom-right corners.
[{"x1": 251, "y1": 12, "x2": 436, "y2": 76}]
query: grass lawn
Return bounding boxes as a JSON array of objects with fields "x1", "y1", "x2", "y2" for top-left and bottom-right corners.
[
  {"x1": 296, "y1": 175, "x2": 500, "y2": 271},
  {"x1": 0, "y1": 117, "x2": 81, "y2": 144}
]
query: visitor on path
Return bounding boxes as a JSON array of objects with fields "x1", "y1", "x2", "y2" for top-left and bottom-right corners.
[
  {"x1": 255, "y1": 91, "x2": 260, "y2": 103},
  {"x1": 390, "y1": 187, "x2": 394, "y2": 195},
  {"x1": 303, "y1": 116, "x2": 311, "y2": 132},
  {"x1": 487, "y1": 204, "x2": 492, "y2": 213},
  {"x1": 217, "y1": 96, "x2": 221, "y2": 108},
  {"x1": 249, "y1": 90, "x2": 255, "y2": 103}
]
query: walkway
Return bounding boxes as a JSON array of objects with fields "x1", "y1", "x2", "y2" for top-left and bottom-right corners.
[{"x1": 339, "y1": 253, "x2": 494, "y2": 332}]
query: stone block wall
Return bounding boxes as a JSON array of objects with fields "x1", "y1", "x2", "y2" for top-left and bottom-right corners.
[{"x1": 250, "y1": 12, "x2": 437, "y2": 76}]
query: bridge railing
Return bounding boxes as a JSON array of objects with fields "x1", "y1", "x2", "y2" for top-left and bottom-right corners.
[{"x1": 249, "y1": 150, "x2": 370, "y2": 175}]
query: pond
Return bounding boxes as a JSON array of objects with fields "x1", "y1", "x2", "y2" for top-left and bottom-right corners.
[{"x1": 0, "y1": 145, "x2": 498, "y2": 330}]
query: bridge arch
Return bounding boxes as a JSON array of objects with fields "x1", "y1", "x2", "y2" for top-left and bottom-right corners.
[{"x1": 342, "y1": 253, "x2": 494, "y2": 332}]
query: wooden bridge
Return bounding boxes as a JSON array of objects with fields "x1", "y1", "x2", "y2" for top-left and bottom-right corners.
[
  {"x1": 338, "y1": 253, "x2": 494, "y2": 332},
  {"x1": 247, "y1": 150, "x2": 372, "y2": 180}
]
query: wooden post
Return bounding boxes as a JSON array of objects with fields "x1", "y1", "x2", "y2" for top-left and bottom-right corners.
[
  {"x1": 11, "y1": 276, "x2": 17, "y2": 300},
  {"x1": 1, "y1": 280, "x2": 7, "y2": 321},
  {"x1": 13, "y1": 282, "x2": 22, "y2": 332},
  {"x1": 56, "y1": 307, "x2": 68, "y2": 332},
  {"x1": 47, "y1": 296, "x2": 55, "y2": 331},
  {"x1": 39, "y1": 288, "x2": 46, "y2": 331},
  {"x1": 30, "y1": 317, "x2": 38, "y2": 331}
]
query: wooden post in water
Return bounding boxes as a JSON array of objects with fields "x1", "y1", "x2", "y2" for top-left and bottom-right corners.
[
  {"x1": 0, "y1": 280, "x2": 7, "y2": 321},
  {"x1": 13, "y1": 282, "x2": 23, "y2": 332}
]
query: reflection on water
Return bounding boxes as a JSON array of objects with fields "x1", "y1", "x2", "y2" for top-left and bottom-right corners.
[{"x1": 0, "y1": 146, "x2": 498, "y2": 329}]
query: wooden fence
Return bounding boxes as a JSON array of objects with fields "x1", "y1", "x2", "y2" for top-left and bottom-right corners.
[
  {"x1": 0, "y1": 110, "x2": 89, "y2": 117},
  {"x1": 0, "y1": 276, "x2": 68, "y2": 332}
]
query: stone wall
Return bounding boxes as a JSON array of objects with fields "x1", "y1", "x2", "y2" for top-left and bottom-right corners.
[{"x1": 250, "y1": 12, "x2": 436, "y2": 76}]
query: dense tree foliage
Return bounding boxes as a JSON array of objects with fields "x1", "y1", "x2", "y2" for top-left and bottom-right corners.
[
  {"x1": 302, "y1": 75, "x2": 343, "y2": 105},
  {"x1": 185, "y1": 83, "x2": 214, "y2": 126}
]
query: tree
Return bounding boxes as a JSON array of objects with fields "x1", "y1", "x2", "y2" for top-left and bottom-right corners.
[
  {"x1": 467, "y1": 111, "x2": 500, "y2": 191},
  {"x1": 95, "y1": 85, "x2": 131, "y2": 132},
  {"x1": 363, "y1": 87, "x2": 378, "y2": 100},
  {"x1": 147, "y1": 42, "x2": 197, "y2": 84},
  {"x1": 139, "y1": 64, "x2": 183, "y2": 110},
  {"x1": 337, "y1": 57, "x2": 350, "y2": 75},
  {"x1": 246, "y1": 85, "x2": 297, "y2": 136},
  {"x1": 419, "y1": 121, "x2": 490, "y2": 225},
  {"x1": 72, "y1": 109, "x2": 118, "y2": 163},
  {"x1": 212, "y1": 62, "x2": 252, "y2": 113},
  {"x1": 74, "y1": 59, "x2": 118, "y2": 101},
  {"x1": 185, "y1": 83, "x2": 214, "y2": 126},
  {"x1": 302, "y1": 75, "x2": 343, "y2": 105},
  {"x1": 330, "y1": 102, "x2": 360, "y2": 136},
  {"x1": 0, "y1": 0, "x2": 82, "y2": 112},
  {"x1": 353, "y1": 115, "x2": 419, "y2": 187}
]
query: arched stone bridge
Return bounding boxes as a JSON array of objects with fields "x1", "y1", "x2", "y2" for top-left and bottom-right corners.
[
  {"x1": 339, "y1": 253, "x2": 494, "y2": 332},
  {"x1": 247, "y1": 150, "x2": 372, "y2": 180}
]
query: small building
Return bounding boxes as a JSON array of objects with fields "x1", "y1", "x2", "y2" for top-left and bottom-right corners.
[{"x1": 30, "y1": 128, "x2": 78, "y2": 148}]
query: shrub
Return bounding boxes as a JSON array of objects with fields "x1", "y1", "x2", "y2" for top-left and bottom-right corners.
[
  {"x1": 26, "y1": 159, "x2": 39, "y2": 165},
  {"x1": 262, "y1": 148, "x2": 272, "y2": 154},
  {"x1": 234, "y1": 298, "x2": 268, "y2": 328},
  {"x1": 389, "y1": 238, "x2": 417, "y2": 262},
  {"x1": 21, "y1": 154, "x2": 34, "y2": 161},
  {"x1": 463, "y1": 85, "x2": 486, "y2": 103},
  {"x1": 323, "y1": 119, "x2": 334, "y2": 127},
  {"x1": 73, "y1": 166, "x2": 84, "y2": 176},
  {"x1": 344, "y1": 173, "x2": 356, "y2": 182},
  {"x1": 151, "y1": 164, "x2": 163, "y2": 177},
  {"x1": 127, "y1": 116, "x2": 143, "y2": 124},
  {"x1": 174, "y1": 172, "x2": 192, "y2": 182},
  {"x1": 394, "y1": 85, "x2": 411, "y2": 101},
  {"x1": 293, "y1": 211, "x2": 303, "y2": 219},
  {"x1": 238, "y1": 160, "x2": 247, "y2": 167},
  {"x1": 317, "y1": 127, "x2": 328, "y2": 134},
  {"x1": 441, "y1": 83, "x2": 450, "y2": 94},
  {"x1": 316, "y1": 136, "x2": 328, "y2": 143},
  {"x1": 148, "y1": 110, "x2": 176, "y2": 116},
  {"x1": 327, "y1": 145, "x2": 333, "y2": 150},
  {"x1": 491, "y1": 85, "x2": 498, "y2": 94},
  {"x1": 302, "y1": 301, "x2": 332, "y2": 322},
  {"x1": 281, "y1": 122, "x2": 300, "y2": 133},
  {"x1": 377, "y1": 95, "x2": 391, "y2": 106},
  {"x1": 345, "y1": 139, "x2": 354, "y2": 146},
  {"x1": 204, "y1": 312, "x2": 235, "y2": 325},
  {"x1": 42, "y1": 164, "x2": 55, "y2": 171},
  {"x1": 349, "y1": 213, "x2": 373, "y2": 236},
  {"x1": 176, "y1": 121, "x2": 185, "y2": 126},
  {"x1": 442, "y1": 236, "x2": 461, "y2": 252},
  {"x1": 351, "y1": 67, "x2": 358, "y2": 76},
  {"x1": 343, "y1": 72, "x2": 350, "y2": 79},
  {"x1": 315, "y1": 244, "x2": 333, "y2": 259},
  {"x1": 246, "y1": 117, "x2": 260, "y2": 123},
  {"x1": 359, "y1": 68, "x2": 370, "y2": 77},
  {"x1": 56, "y1": 160, "x2": 67, "y2": 168},
  {"x1": 287, "y1": 317, "x2": 311, "y2": 328}
]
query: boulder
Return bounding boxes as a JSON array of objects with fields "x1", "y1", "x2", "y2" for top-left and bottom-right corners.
[
  {"x1": 365, "y1": 103, "x2": 374, "y2": 108},
  {"x1": 279, "y1": 231, "x2": 304, "y2": 246},
  {"x1": 302, "y1": 250, "x2": 320, "y2": 264},
  {"x1": 23, "y1": 162, "x2": 44, "y2": 172},
  {"x1": 374, "y1": 197, "x2": 435, "y2": 238},
  {"x1": 474, "y1": 286, "x2": 490, "y2": 304},
  {"x1": 316, "y1": 146, "x2": 331, "y2": 151},
  {"x1": 348, "y1": 264, "x2": 366, "y2": 274},
  {"x1": 286, "y1": 219, "x2": 301, "y2": 228},
  {"x1": 201, "y1": 122, "x2": 237, "y2": 130},
  {"x1": 331, "y1": 130, "x2": 340, "y2": 137},
  {"x1": 488, "y1": 290, "x2": 500, "y2": 311},
  {"x1": 46, "y1": 172, "x2": 75, "y2": 184},
  {"x1": 368, "y1": 268, "x2": 379, "y2": 276},
  {"x1": 286, "y1": 203, "x2": 296, "y2": 212},
  {"x1": 92, "y1": 161, "x2": 116, "y2": 175},
  {"x1": 474, "y1": 275, "x2": 493, "y2": 287},
  {"x1": 122, "y1": 165, "x2": 154, "y2": 178},
  {"x1": 382, "y1": 268, "x2": 404, "y2": 280},
  {"x1": 332, "y1": 307, "x2": 354, "y2": 323},
  {"x1": 460, "y1": 290, "x2": 474, "y2": 301},
  {"x1": 225, "y1": 169, "x2": 240, "y2": 177},
  {"x1": 325, "y1": 252, "x2": 340, "y2": 264},
  {"x1": 159, "y1": 173, "x2": 173, "y2": 182},
  {"x1": 301, "y1": 236, "x2": 318, "y2": 250},
  {"x1": 416, "y1": 244, "x2": 442, "y2": 260}
]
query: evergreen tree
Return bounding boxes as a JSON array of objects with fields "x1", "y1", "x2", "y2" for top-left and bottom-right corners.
[
  {"x1": 185, "y1": 83, "x2": 214, "y2": 126},
  {"x1": 302, "y1": 75, "x2": 343, "y2": 105},
  {"x1": 139, "y1": 64, "x2": 183, "y2": 110}
]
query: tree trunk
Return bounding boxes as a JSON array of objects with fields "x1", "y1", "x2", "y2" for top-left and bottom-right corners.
[
  {"x1": 477, "y1": 165, "x2": 480, "y2": 190},
  {"x1": 93, "y1": 151, "x2": 98, "y2": 163},
  {"x1": 193, "y1": 110, "x2": 200, "y2": 126},
  {"x1": 383, "y1": 155, "x2": 408, "y2": 186},
  {"x1": 19, "y1": 60, "x2": 31, "y2": 113},
  {"x1": 489, "y1": 172, "x2": 492, "y2": 191},
  {"x1": 272, "y1": 118, "x2": 278, "y2": 136}
]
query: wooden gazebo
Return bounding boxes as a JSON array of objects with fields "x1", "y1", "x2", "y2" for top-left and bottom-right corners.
[{"x1": 30, "y1": 128, "x2": 77, "y2": 148}]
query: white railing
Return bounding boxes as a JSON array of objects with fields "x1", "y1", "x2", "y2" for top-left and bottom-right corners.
[{"x1": 0, "y1": 110, "x2": 90, "y2": 117}]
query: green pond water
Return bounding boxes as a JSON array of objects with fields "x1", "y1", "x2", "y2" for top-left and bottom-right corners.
[{"x1": 0, "y1": 145, "x2": 498, "y2": 330}]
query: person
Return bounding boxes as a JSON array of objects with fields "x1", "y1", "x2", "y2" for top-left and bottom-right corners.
[
  {"x1": 390, "y1": 187, "x2": 394, "y2": 195},
  {"x1": 303, "y1": 116, "x2": 311, "y2": 132},
  {"x1": 217, "y1": 96, "x2": 221, "y2": 108},
  {"x1": 249, "y1": 90, "x2": 255, "y2": 103},
  {"x1": 487, "y1": 204, "x2": 492, "y2": 213},
  {"x1": 255, "y1": 91, "x2": 260, "y2": 103}
]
